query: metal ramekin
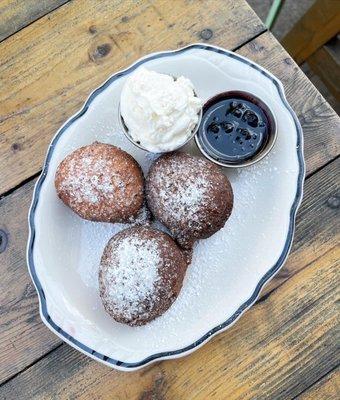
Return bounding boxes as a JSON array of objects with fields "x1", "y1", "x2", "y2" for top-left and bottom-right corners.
[
  {"x1": 195, "y1": 90, "x2": 278, "y2": 168},
  {"x1": 118, "y1": 100, "x2": 202, "y2": 153}
]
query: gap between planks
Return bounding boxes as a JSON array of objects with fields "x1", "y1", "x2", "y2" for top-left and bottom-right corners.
[
  {"x1": 0, "y1": 342, "x2": 63, "y2": 388},
  {"x1": 291, "y1": 364, "x2": 339, "y2": 400},
  {"x1": 0, "y1": 0, "x2": 71, "y2": 43}
]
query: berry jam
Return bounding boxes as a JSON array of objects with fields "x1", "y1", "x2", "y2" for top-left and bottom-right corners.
[{"x1": 197, "y1": 92, "x2": 274, "y2": 165}]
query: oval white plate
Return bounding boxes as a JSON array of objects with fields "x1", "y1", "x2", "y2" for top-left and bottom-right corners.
[{"x1": 27, "y1": 44, "x2": 305, "y2": 371}]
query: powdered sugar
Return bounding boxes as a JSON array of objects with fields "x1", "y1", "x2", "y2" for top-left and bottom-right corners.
[
  {"x1": 77, "y1": 206, "x2": 151, "y2": 291},
  {"x1": 61, "y1": 156, "x2": 125, "y2": 205},
  {"x1": 127, "y1": 203, "x2": 151, "y2": 225},
  {"x1": 167, "y1": 175, "x2": 208, "y2": 221},
  {"x1": 153, "y1": 156, "x2": 212, "y2": 222},
  {"x1": 102, "y1": 235, "x2": 161, "y2": 319}
]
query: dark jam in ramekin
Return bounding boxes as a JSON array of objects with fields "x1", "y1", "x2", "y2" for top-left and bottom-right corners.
[{"x1": 196, "y1": 91, "x2": 276, "y2": 166}]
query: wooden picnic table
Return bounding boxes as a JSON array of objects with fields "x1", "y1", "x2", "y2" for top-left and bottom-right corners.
[{"x1": 0, "y1": 1, "x2": 339, "y2": 398}]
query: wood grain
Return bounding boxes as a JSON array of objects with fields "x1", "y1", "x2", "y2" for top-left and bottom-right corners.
[
  {"x1": 0, "y1": 0, "x2": 264, "y2": 196},
  {"x1": 1, "y1": 28, "x2": 338, "y2": 197},
  {"x1": 237, "y1": 32, "x2": 340, "y2": 176},
  {"x1": 0, "y1": 229, "x2": 338, "y2": 399},
  {"x1": 259, "y1": 157, "x2": 340, "y2": 297},
  {"x1": 297, "y1": 368, "x2": 340, "y2": 400},
  {"x1": 0, "y1": 179, "x2": 61, "y2": 384},
  {"x1": 0, "y1": 0, "x2": 69, "y2": 42},
  {"x1": 0, "y1": 153, "x2": 338, "y2": 386},
  {"x1": 308, "y1": 38, "x2": 340, "y2": 101},
  {"x1": 281, "y1": 0, "x2": 340, "y2": 64}
]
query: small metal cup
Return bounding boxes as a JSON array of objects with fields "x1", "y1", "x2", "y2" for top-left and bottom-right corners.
[{"x1": 195, "y1": 91, "x2": 277, "y2": 168}]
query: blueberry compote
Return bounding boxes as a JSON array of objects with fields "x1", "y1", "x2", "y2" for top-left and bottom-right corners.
[{"x1": 197, "y1": 92, "x2": 272, "y2": 164}]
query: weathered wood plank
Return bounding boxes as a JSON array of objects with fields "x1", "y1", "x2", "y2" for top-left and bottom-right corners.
[
  {"x1": 0, "y1": 154, "x2": 338, "y2": 385},
  {"x1": 0, "y1": 0, "x2": 69, "y2": 42},
  {"x1": 308, "y1": 37, "x2": 340, "y2": 101},
  {"x1": 237, "y1": 32, "x2": 340, "y2": 176},
  {"x1": 256, "y1": 156, "x2": 340, "y2": 297},
  {"x1": 0, "y1": 0, "x2": 264, "y2": 195},
  {"x1": 297, "y1": 368, "x2": 340, "y2": 400},
  {"x1": 0, "y1": 179, "x2": 61, "y2": 384},
  {"x1": 0, "y1": 230, "x2": 338, "y2": 399},
  {"x1": 281, "y1": 0, "x2": 340, "y2": 64}
]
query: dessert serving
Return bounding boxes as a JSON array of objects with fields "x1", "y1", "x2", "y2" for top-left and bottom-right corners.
[
  {"x1": 146, "y1": 152, "x2": 233, "y2": 249},
  {"x1": 28, "y1": 44, "x2": 304, "y2": 370},
  {"x1": 52, "y1": 67, "x2": 282, "y2": 326},
  {"x1": 54, "y1": 144, "x2": 232, "y2": 324},
  {"x1": 55, "y1": 142, "x2": 144, "y2": 223},
  {"x1": 54, "y1": 68, "x2": 221, "y2": 326},
  {"x1": 99, "y1": 226, "x2": 189, "y2": 326}
]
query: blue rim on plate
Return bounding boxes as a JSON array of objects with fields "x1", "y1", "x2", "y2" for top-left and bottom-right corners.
[{"x1": 27, "y1": 43, "x2": 305, "y2": 369}]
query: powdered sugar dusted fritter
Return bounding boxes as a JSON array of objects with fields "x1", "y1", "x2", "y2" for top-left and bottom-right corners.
[
  {"x1": 55, "y1": 142, "x2": 144, "y2": 223},
  {"x1": 99, "y1": 226, "x2": 188, "y2": 326},
  {"x1": 146, "y1": 152, "x2": 233, "y2": 249}
]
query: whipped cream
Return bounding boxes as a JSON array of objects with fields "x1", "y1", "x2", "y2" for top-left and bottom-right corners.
[{"x1": 120, "y1": 67, "x2": 202, "y2": 152}]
